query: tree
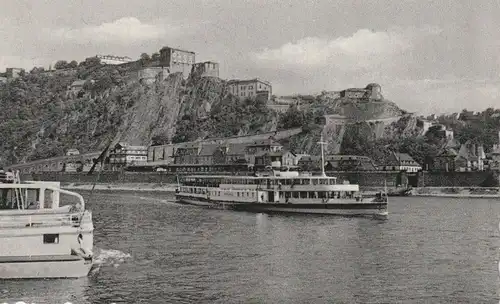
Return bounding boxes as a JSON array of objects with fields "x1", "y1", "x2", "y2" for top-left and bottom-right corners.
[
  {"x1": 140, "y1": 53, "x2": 151, "y2": 61},
  {"x1": 278, "y1": 105, "x2": 304, "y2": 129},
  {"x1": 151, "y1": 53, "x2": 160, "y2": 61},
  {"x1": 79, "y1": 57, "x2": 101, "y2": 67},
  {"x1": 54, "y1": 60, "x2": 68, "y2": 70},
  {"x1": 30, "y1": 67, "x2": 45, "y2": 74},
  {"x1": 151, "y1": 134, "x2": 170, "y2": 146},
  {"x1": 67, "y1": 60, "x2": 78, "y2": 68}
]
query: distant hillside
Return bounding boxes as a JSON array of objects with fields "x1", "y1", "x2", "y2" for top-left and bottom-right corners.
[
  {"x1": 3, "y1": 59, "x2": 482, "y2": 168},
  {"x1": 0, "y1": 61, "x2": 277, "y2": 166}
]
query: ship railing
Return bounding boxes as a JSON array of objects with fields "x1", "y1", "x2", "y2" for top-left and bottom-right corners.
[
  {"x1": 0, "y1": 183, "x2": 86, "y2": 211},
  {"x1": 0, "y1": 211, "x2": 84, "y2": 228}
]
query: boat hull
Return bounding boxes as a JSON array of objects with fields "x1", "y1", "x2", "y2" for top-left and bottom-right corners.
[
  {"x1": 0, "y1": 255, "x2": 93, "y2": 279},
  {"x1": 176, "y1": 196, "x2": 388, "y2": 217}
]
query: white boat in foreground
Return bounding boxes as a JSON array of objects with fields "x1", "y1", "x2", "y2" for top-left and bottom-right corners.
[{"x1": 0, "y1": 172, "x2": 94, "y2": 279}]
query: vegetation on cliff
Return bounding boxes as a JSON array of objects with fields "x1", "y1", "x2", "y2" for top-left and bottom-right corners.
[
  {"x1": 0, "y1": 59, "x2": 278, "y2": 166},
  {"x1": 2, "y1": 57, "x2": 500, "y2": 168}
]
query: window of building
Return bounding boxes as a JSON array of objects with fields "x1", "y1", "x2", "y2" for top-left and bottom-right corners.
[{"x1": 43, "y1": 234, "x2": 59, "y2": 244}]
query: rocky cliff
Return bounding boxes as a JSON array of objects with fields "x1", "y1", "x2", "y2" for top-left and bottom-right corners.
[
  {"x1": 0, "y1": 62, "x2": 277, "y2": 166},
  {"x1": 0, "y1": 61, "x2": 420, "y2": 166},
  {"x1": 280, "y1": 93, "x2": 424, "y2": 163}
]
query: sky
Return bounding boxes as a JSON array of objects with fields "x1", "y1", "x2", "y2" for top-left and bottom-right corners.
[{"x1": 1, "y1": 0, "x2": 500, "y2": 115}]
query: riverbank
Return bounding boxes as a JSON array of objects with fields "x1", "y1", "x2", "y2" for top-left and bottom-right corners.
[
  {"x1": 410, "y1": 187, "x2": 500, "y2": 198},
  {"x1": 61, "y1": 183, "x2": 500, "y2": 198},
  {"x1": 62, "y1": 182, "x2": 178, "y2": 192}
]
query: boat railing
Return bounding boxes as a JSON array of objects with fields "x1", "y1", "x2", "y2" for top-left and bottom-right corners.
[
  {"x1": 0, "y1": 211, "x2": 85, "y2": 229},
  {"x1": 0, "y1": 183, "x2": 86, "y2": 211}
]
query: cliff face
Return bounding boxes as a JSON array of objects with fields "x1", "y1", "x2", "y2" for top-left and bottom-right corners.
[
  {"x1": 0, "y1": 63, "x2": 278, "y2": 166},
  {"x1": 0, "y1": 62, "x2": 420, "y2": 167},
  {"x1": 282, "y1": 93, "x2": 421, "y2": 159}
]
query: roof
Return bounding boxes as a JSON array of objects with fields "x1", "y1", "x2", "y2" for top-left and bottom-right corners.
[
  {"x1": 343, "y1": 88, "x2": 367, "y2": 92},
  {"x1": 226, "y1": 143, "x2": 247, "y2": 155},
  {"x1": 198, "y1": 144, "x2": 219, "y2": 156},
  {"x1": 96, "y1": 55, "x2": 132, "y2": 60},
  {"x1": 395, "y1": 153, "x2": 415, "y2": 162},
  {"x1": 247, "y1": 138, "x2": 282, "y2": 147},
  {"x1": 194, "y1": 61, "x2": 219, "y2": 65},
  {"x1": 255, "y1": 151, "x2": 283, "y2": 157},
  {"x1": 457, "y1": 141, "x2": 485, "y2": 161},
  {"x1": 176, "y1": 143, "x2": 200, "y2": 150},
  {"x1": 384, "y1": 152, "x2": 420, "y2": 166},
  {"x1": 160, "y1": 46, "x2": 195, "y2": 55},
  {"x1": 227, "y1": 78, "x2": 271, "y2": 86},
  {"x1": 298, "y1": 155, "x2": 321, "y2": 162},
  {"x1": 71, "y1": 80, "x2": 86, "y2": 86},
  {"x1": 438, "y1": 148, "x2": 458, "y2": 157},
  {"x1": 326, "y1": 155, "x2": 371, "y2": 161}
]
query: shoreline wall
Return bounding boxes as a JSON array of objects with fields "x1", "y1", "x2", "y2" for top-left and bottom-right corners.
[{"x1": 26, "y1": 170, "x2": 499, "y2": 188}]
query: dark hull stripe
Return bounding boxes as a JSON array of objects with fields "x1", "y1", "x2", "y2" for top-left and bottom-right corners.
[
  {"x1": 176, "y1": 195, "x2": 387, "y2": 210},
  {"x1": 0, "y1": 255, "x2": 86, "y2": 264}
]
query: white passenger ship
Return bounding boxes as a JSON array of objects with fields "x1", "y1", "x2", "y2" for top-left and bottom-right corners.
[
  {"x1": 175, "y1": 137, "x2": 388, "y2": 218},
  {"x1": 0, "y1": 171, "x2": 94, "y2": 279}
]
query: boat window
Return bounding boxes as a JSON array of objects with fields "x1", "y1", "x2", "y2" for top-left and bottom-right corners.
[
  {"x1": 318, "y1": 191, "x2": 326, "y2": 198},
  {"x1": 285, "y1": 192, "x2": 291, "y2": 198},
  {"x1": 292, "y1": 192, "x2": 299, "y2": 198},
  {"x1": 312, "y1": 179, "x2": 318, "y2": 185},
  {"x1": 283, "y1": 179, "x2": 291, "y2": 185},
  {"x1": 329, "y1": 179, "x2": 335, "y2": 185},
  {"x1": 300, "y1": 192, "x2": 308, "y2": 199},
  {"x1": 43, "y1": 234, "x2": 59, "y2": 244},
  {"x1": 309, "y1": 192, "x2": 316, "y2": 199}
]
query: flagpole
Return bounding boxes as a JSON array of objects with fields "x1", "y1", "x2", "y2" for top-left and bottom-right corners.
[{"x1": 317, "y1": 134, "x2": 327, "y2": 177}]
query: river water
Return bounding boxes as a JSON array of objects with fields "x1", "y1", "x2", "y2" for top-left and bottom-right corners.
[{"x1": 2, "y1": 192, "x2": 500, "y2": 303}]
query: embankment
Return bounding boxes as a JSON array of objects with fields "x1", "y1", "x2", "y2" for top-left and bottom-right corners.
[
  {"x1": 62, "y1": 182, "x2": 177, "y2": 192},
  {"x1": 411, "y1": 187, "x2": 500, "y2": 198},
  {"x1": 25, "y1": 170, "x2": 500, "y2": 198}
]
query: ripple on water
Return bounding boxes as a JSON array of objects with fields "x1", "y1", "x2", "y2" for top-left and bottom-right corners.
[{"x1": 1, "y1": 194, "x2": 499, "y2": 303}]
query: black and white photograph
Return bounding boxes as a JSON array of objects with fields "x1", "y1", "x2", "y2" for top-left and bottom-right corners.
[{"x1": 1, "y1": 0, "x2": 500, "y2": 303}]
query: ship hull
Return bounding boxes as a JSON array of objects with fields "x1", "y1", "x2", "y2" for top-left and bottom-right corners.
[
  {"x1": 0, "y1": 255, "x2": 93, "y2": 279},
  {"x1": 176, "y1": 195, "x2": 388, "y2": 217}
]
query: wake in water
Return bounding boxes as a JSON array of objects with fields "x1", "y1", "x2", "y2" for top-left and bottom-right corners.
[{"x1": 90, "y1": 248, "x2": 132, "y2": 275}]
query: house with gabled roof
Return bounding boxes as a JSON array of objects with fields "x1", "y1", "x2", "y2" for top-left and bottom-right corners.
[
  {"x1": 381, "y1": 152, "x2": 422, "y2": 172},
  {"x1": 490, "y1": 131, "x2": 500, "y2": 170},
  {"x1": 455, "y1": 140, "x2": 486, "y2": 171},
  {"x1": 432, "y1": 147, "x2": 459, "y2": 172}
]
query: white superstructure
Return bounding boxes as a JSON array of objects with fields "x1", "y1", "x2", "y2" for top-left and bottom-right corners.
[{"x1": 0, "y1": 172, "x2": 94, "y2": 279}]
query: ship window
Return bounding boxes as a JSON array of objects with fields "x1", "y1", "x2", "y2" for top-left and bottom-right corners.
[
  {"x1": 329, "y1": 179, "x2": 335, "y2": 185},
  {"x1": 312, "y1": 179, "x2": 318, "y2": 185},
  {"x1": 292, "y1": 192, "x2": 299, "y2": 198},
  {"x1": 300, "y1": 192, "x2": 308, "y2": 199},
  {"x1": 43, "y1": 234, "x2": 59, "y2": 244},
  {"x1": 318, "y1": 191, "x2": 326, "y2": 198},
  {"x1": 309, "y1": 192, "x2": 316, "y2": 199},
  {"x1": 301, "y1": 179, "x2": 309, "y2": 185}
]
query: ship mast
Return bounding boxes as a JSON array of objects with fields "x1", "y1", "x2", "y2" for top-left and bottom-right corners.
[{"x1": 317, "y1": 134, "x2": 327, "y2": 177}]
